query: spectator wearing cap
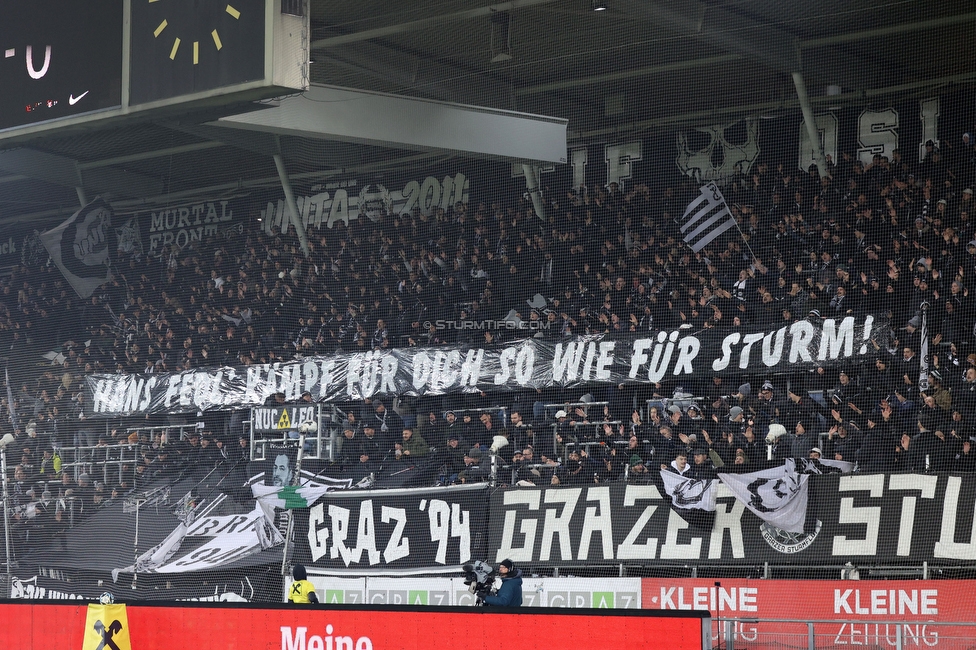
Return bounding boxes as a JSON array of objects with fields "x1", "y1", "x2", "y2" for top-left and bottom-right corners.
[
  {"x1": 418, "y1": 410, "x2": 447, "y2": 451},
  {"x1": 790, "y1": 417, "x2": 820, "y2": 459},
  {"x1": 627, "y1": 454, "x2": 651, "y2": 483},
  {"x1": 808, "y1": 447, "x2": 822, "y2": 461},
  {"x1": 336, "y1": 426, "x2": 361, "y2": 468},
  {"x1": 458, "y1": 446, "x2": 487, "y2": 483},
  {"x1": 441, "y1": 433, "x2": 467, "y2": 481},
  {"x1": 856, "y1": 404, "x2": 898, "y2": 473},
  {"x1": 667, "y1": 404, "x2": 696, "y2": 440},
  {"x1": 928, "y1": 370, "x2": 951, "y2": 411},
  {"x1": 754, "y1": 380, "x2": 778, "y2": 431},
  {"x1": 830, "y1": 369, "x2": 859, "y2": 406},
  {"x1": 442, "y1": 410, "x2": 465, "y2": 445},
  {"x1": 824, "y1": 421, "x2": 861, "y2": 463},
  {"x1": 765, "y1": 423, "x2": 789, "y2": 460},
  {"x1": 863, "y1": 357, "x2": 894, "y2": 399},
  {"x1": 197, "y1": 433, "x2": 222, "y2": 469},
  {"x1": 359, "y1": 423, "x2": 388, "y2": 467},
  {"x1": 370, "y1": 399, "x2": 404, "y2": 444},
  {"x1": 731, "y1": 382, "x2": 757, "y2": 417},
  {"x1": 688, "y1": 446, "x2": 717, "y2": 480},
  {"x1": 649, "y1": 422, "x2": 681, "y2": 468}
]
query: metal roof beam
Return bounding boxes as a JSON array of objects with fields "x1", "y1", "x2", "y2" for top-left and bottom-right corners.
[
  {"x1": 310, "y1": 0, "x2": 560, "y2": 49},
  {"x1": 621, "y1": 0, "x2": 799, "y2": 73},
  {"x1": 801, "y1": 11, "x2": 976, "y2": 48},
  {"x1": 516, "y1": 54, "x2": 742, "y2": 96},
  {"x1": 213, "y1": 84, "x2": 567, "y2": 164}
]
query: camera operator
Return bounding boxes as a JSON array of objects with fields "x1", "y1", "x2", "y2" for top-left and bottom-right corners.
[{"x1": 478, "y1": 559, "x2": 522, "y2": 607}]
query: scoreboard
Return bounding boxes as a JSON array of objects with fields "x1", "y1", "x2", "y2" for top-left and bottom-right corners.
[{"x1": 0, "y1": 0, "x2": 307, "y2": 141}]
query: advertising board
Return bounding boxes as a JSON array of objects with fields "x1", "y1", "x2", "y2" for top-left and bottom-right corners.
[
  {"x1": 642, "y1": 578, "x2": 974, "y2": 648},
  {"x1": 0, "y1": 602, "x2": 708, "y2": 650},
  {"x1": 305, "y1": 576, "x2": 642, "y2": 609}
]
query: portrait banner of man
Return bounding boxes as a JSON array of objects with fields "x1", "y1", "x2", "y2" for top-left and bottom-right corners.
[{"x1": 267, "y1": 443, "x2": 299, "y2": 487}]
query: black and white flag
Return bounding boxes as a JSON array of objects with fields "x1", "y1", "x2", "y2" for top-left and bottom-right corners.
[
  {"x1": 797, "y1": 457, "x2": 853, "y2": 475},
  {"x1": 718, "y1": 459, "x2": 809, "y2": 534},
  {"x1": 918, "y1": 305, "x2": 930, "y2": 391},
  {"x1": 39, "y1": 197, "x2": 114, "y2": 298},
  {"x1": 660, "y1": 471, "x2": 718, "y2": 512},
  {"x1": 680, "y1": 183, "x2": 737, "y2": 253}
]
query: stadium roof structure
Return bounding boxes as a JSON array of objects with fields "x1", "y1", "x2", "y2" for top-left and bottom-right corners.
[{"x1": 0, "y1": 0, "x2": 974, "y2": 226}]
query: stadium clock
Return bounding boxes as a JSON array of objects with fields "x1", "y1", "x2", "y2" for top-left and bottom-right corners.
[{"x1": 129, "y1": 0, "x2": 266, "y2": 105}]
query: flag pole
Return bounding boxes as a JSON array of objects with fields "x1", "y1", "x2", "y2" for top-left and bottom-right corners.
[
  {"x1": 731, "y1": 215, "x2": 763, "y2": 268},
  {"x1": 280, "y1": 433, "x2": 306, "y2": 594}
]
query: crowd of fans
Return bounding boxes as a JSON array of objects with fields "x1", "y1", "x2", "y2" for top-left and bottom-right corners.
[{"x1": 3, "y1": 133, "x2": 976, "y2": 549}]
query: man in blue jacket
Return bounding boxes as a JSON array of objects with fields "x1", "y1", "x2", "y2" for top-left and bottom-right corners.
[{"x1": 480, "y1": 559, "x2": 522, "y2": 607}]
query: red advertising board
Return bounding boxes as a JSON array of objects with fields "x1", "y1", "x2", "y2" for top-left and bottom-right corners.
[
  {"x1": 641, "y1": 578, "x2": 975, "y2": 648},
  {"x1": 0, "y1": 601, "x2": 708, "y2": 650}
]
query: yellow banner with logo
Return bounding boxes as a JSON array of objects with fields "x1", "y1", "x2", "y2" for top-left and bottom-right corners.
[{"x1": 81, "y1": 604, "x2": 132, "y2": 650}]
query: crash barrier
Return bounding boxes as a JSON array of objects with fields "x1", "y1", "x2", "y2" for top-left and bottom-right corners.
[{"x1": 0, "y1": 600, "x2": 710, "y2": 650}]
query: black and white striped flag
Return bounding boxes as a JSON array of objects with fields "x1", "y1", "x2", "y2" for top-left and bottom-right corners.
[{"x1": 680, "y1": 182, "x2": 737, "y2": 252}]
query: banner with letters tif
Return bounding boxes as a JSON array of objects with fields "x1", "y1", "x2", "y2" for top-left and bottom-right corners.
[
  {"x1": 84, "y1": 315, "x2": 885, "y2": 416},
  {"x1": 486, "y1": 473, "x2": 976, "y2": 567}
]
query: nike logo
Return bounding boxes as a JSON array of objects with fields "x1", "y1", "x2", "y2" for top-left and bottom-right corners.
[{"x1": 68, "y1": 91, "x2": 89, "y2": 106}]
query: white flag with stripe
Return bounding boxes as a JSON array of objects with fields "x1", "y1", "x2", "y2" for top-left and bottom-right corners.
[
  {"x1": 718, "y1": 459, "x2": 809, "y2": 533},
  {"x1": 680, "y1": 183, "x2": 737, "y2": 252},
  {"x1": 660, "y1": 471, "x2": 718, "y2": 511},
  {"x1": 918, "y1": 305, "x2": 930, "y2": 391}
]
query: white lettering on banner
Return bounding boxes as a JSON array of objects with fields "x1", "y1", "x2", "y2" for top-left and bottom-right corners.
[
  {"x1": 832, "y1": 475, "x2": 884, "y2": 555},
  {"x1": 261, "y1": 174, "x2": 469, "y2": 235},
  {"x1": 420, "y1": 498, "x2": 472, "y2": 565},
  {"x1": 570, "y1": 147, "x2": 588, "y2": 190},
  {"x1": 658, "y1": 586, "x2": 758, "y2": 612},
  {"x1": 153, "y1": 508, "x2": 270, "y2": 573},
  {"x1": 146, "y1": 201, "x2": 233, "y2": 253},
  {"x1": 0, "y1": 236, "x2": 17, "y2": 256},
  {"x1": 281, "y1": 626, "x2": 373, "y2": 650},
  {"x1": 833, "y1": 623, "x2": 938, "y2": 647},
  {"x1": 798, "y1": 113, "x2": 839, "y2": 172},
  {"x1": 857, "y1": 108, "x2": 900, "y2": 167},
  {"x1": 709, "y1": 484, "x2": 747, "y2": 559},
  {"x1": 499, "y1": 485, "x2": 746, "y2": 563},
  {"x1": 934, "y1": 475, "x2": 976, "y2": 559},
  {"x1": 307, "y1": 499, "x2": 469, "y2": 567},
  {"x1": 834, "y1": 589, "x2": 938, "y2": 616},
  {"x1": 887, "y1": 474, "x2": 938, "y2": 556},
  {"x1": 918, "y1": 98, "x2": 940, "y2": 163},
  {"x1": 617, "y1": 485, "x2": 661, "y2": 560},
  {"x1": 605, "y1": 142, "x2": 642, "y2": 189},
  {"x1": 11, "y1": 576, "x2": 86, "y2": 600},
  {"x1": 628, "y1": 331, "x2": 700, "y2": 381},
  {"x1": 87, "y1": 317, "x2": 880, "y2": 415}
]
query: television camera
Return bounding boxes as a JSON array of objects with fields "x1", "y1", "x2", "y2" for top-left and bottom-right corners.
[{"x1": 461, "y1": 560, "x2": 496, "y2": 604}]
